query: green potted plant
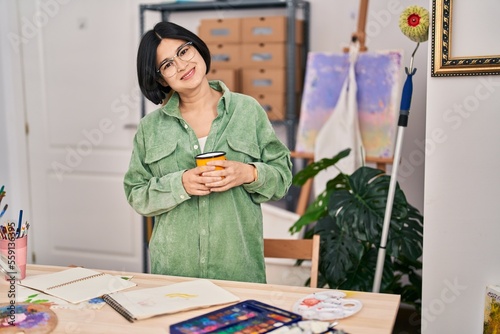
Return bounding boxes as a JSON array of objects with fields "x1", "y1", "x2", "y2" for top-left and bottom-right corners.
[{"x1": 290, "y1": 148, "x2": 423, "y2": 308}]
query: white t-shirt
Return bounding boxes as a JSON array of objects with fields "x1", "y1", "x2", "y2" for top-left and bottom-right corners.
[{"x1": 198, "y1": 136, "x2": 208, "y2": 153}]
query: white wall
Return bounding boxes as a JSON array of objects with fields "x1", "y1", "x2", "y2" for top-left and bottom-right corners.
[
  {"x1": 422, "y1": 0, "x2": 500, "y2": 330},
  {"x1": 423, "y1": 76, "x2": 500, "y2": 333},
  {"x1": 0, "y1": 32, "x2": 9, "y2": 181},
  {"x1": 0, "y1": 1, "x2": 31, "y2": 226}
]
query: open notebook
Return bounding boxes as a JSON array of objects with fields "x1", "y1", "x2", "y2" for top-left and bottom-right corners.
[
  {"x1": 102, "y1": 279, "x2": 240, "y2": 322},
  {"x1": 19, "y1": 267, "x2": 136, "y2": 304}
]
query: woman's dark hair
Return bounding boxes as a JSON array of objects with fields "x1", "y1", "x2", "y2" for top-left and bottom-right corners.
[{"x1": 137, "y1": 22, "x2": 212, "y2": 105}]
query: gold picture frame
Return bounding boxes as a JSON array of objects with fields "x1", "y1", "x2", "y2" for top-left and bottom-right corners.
[{"x1": 432, "y1": 0, "x2": 500, "y2": 77}]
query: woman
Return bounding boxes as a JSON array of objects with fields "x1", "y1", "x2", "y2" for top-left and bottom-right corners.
[{"x1": 124, "y1": 22, "x2": 292, "y2": 283}]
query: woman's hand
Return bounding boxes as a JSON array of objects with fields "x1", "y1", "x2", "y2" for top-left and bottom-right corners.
[
  {"x1": 184, "y1": 160, "x2": 256, "y2": 194},
  {"x1": 182, "y1": 166, "x2": 219, "y2": 196},
  {"x1": 205, "y1": 160, "x2": 256, "y2": 192}
]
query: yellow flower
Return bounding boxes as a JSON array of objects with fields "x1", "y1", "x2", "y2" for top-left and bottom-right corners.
[{"x1": 399, "y1": 5, "x2": 430, "y2": 43}]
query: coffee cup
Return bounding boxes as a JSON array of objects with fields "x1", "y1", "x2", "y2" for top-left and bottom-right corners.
[{"x1": 195, "y1": 151, "x2": 226, "y2": 171}]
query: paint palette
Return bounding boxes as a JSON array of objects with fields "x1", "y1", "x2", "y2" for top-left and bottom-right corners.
[
  {"x1": 0, "y1": 303, "x2": 58, "y2": 333},
  {"x1": 292, "y1": 291, "x2": 362, "y2": 321},
  {"x1": 170, "y1": 299, "x2": 301, "y2": 334}
]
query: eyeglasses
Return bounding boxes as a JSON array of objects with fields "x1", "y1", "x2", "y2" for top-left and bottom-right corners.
[{"x1": 156, "y1": 42, "x2": 195, "y2": 78}]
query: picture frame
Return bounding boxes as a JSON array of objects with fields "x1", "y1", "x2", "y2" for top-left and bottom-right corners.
[{"x1": 431, "y1": 0, "x2": 500, "y2": 77}]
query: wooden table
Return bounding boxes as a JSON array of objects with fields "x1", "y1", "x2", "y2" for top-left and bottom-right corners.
[{"x1": 1, "y1": 265, "x2": 400, "y2": 333}]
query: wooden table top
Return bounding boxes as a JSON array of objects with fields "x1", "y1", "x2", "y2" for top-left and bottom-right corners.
[{"x1": 1, "y1": 264, "x2": 400, "y2": 333}]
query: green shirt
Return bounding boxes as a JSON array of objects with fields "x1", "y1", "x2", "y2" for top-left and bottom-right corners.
[{"x1": 124, "y1": 81, "x2": 292, "y2": 283}]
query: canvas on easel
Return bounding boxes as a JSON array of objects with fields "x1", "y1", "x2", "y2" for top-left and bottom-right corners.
[
  {"x1": 295, "y1": 50, "x2": 402, "y2": 159},
  {"x1": 295, "y1": 0, "x2": 401, "y2": 159}
]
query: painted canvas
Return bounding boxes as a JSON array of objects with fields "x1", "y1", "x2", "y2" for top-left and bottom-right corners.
[{"x1": 295, "y1": 51, "x2": 402, "y2": 158}]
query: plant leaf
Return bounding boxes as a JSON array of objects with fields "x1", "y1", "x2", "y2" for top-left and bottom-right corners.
[
  {"x1": 289, "y1": 191, "x2": 328, "y2": 234},
  {"x1": 327, "y1": 167, "x2": 409, "y2": 243},
  {"x1": 338, "y1": 246, "x2": 378, "y2": 291},
  {"x1": 314, "y1": 215, "x2": 364, "y2": 288},
  {"x1": 292, "y1": 148, "x2": 351, "y2": 186},
  {"x1": 387, "y1": 205, "x2": 424, "y2": 261}
]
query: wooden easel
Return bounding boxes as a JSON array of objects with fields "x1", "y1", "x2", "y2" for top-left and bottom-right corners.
[
  {"x1": 354, "y1": 0, "x2": 370, "y2": 51},
  {"x1": 292, "y1": 0, "x2": 396, "y2": 216},
  {"x1": 344, "y1": 0, "x2": 369, "y2": 52}
]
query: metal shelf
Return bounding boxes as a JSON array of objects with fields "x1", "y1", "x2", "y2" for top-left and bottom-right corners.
[
  {"x1": 139, "y1": 0, "x2": 310, "y2": 149},
  {"x1": 142, "y1": 0, "x2": 296, "y2": 13}
]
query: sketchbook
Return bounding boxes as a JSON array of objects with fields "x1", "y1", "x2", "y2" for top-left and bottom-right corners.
[
  {"x1": 102, "y1": 279, "x2": 240, "y2": 322},
  {"x1": 19, "y1": 267, "x2": 136, "y2": 304}
]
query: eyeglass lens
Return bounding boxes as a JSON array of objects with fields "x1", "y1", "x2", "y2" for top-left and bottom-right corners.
[{"x1": 159, "y1": 43, "x2": 195, "y2": 78}]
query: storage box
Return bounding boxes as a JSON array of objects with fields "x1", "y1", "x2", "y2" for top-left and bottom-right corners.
[
  {"x1": 249, "y1": 93, "x2": 300, "y2": 121},
  {"x1": 207, "y1": 43, "x2": 241, "y2": 69},
  {"x1": 242, "y1": 68, "x2": 301, "y2": 94},
  {"x1": 484, "y1": 285, "x2": 500, "y2": 333},
  {"x1": 241, "y1": 16, "x2": 303, "y2": 44},
  {"x1": 242, "y1": 68, "x2": 285, "y2": 94},
  {"x1": 207, "y1": 68, "x2": 240, "y2": 92},
  {"x1": 199, "y1": 18, "x2": 241, "y2": 43},
  {"x1": 241, "y1": 43, "x2": 301, "y2": 69},
  {"x1": 253, "y1": 93, "x2": 285, "y2": 121}
]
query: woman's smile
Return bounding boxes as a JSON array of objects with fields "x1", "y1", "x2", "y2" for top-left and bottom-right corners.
[{"x1": 181, "y1": 67, "x2": 195, "y2": 80}]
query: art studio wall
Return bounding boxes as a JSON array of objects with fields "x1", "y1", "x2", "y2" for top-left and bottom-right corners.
[{"x1": 0, "y1": 1, "x2": 31, "y2": 218}]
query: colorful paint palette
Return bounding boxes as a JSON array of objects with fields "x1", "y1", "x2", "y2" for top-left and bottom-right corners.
[
  {"x1": 170, "y1": 299, "x2": 301, "y2": 334},
  {"x1": 0, "y1": 303, "x2": 58, "y2": 333},
  {"x1": 292, "y1": 291, "x2": 362, "y2": 321}
]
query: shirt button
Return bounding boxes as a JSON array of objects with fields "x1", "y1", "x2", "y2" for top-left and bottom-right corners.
[
  {"x1": 194, "y1": 145, "x2": 199, "y2": 150},
  {"x1": 184, "y1": 124, "x2": 188, "y2": 129},
  {"x1": 180, "y1": 195, "x2": 185, "y2": 199},
  {"x1": 200, "y1": 258, "x2": 206, "y2": 264}
]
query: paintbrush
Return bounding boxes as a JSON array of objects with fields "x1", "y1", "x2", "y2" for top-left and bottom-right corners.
[{"x1": 0, "y1": 204, "x2": 8, "y2": 218}]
